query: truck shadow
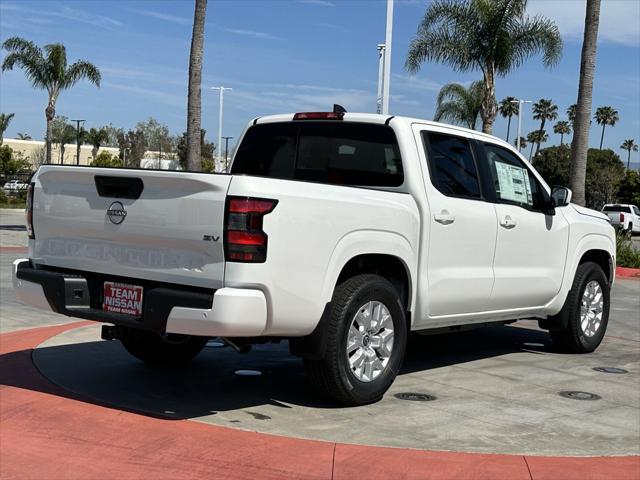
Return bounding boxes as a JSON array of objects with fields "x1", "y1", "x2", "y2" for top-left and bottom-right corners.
[{"x1": 1, "y1": 324, "x2": 551, "y2": 419}]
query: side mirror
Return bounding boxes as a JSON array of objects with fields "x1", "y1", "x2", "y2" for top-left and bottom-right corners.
[{"x1": 551, "y1": 186, "x2": 572, "y2": 207}]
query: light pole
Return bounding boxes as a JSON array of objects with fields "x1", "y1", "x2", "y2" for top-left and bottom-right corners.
[
  {"x1": 212, "y1": 86, "x2": 232, "y2": 172},
  {"x1": 222, "y1": 136, "x2": 233, "y2": 172},
  {"x1": 381, "y1": 0, "x2": 394, "y2": 114},
  {"x1": 511, "y1": 99, "x2": 531, "y2": 152},
  {"x1": 376, "y1": 44, "x2": 386, "y2": 114},
  {"x1": 71, "y1": 119, "x2": 85, "y2": 165}
]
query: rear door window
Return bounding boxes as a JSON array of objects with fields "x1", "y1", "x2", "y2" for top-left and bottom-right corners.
[
  {"x1": 232, "y1": 122, "x2": 403, "y2": 187},
  {"x1": 603, "y1": 205, "x2": 631, "y2": 213}
]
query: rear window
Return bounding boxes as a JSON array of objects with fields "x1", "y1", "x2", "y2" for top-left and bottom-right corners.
[
  {"x1": 231, "y1": 122, "x2": 403, "y2": 187},
  {"x1": 603, "y1": 205, "x2": 631, "y2": 213}
]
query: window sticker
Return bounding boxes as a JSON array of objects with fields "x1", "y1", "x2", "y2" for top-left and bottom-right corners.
[{"x1": 494, "y1": 161, "x2": 533, "y2": 205}]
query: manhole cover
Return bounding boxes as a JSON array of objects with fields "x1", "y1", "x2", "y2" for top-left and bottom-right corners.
[
  {"x1": 206, "y1": 340, "x2": 225, "y2": 348},
  {"x1": 558, "y1": 391, "x2": 601, "y2": 400},
  {"x1": 593, "y1": 367, "x2": 628, "y2": 374},
  {"x1": 234, "y1": 369, "x2": 262, "y2": 376},
  {"x1": 394, "y1": 392, "x2": 436, "y2": 402}
]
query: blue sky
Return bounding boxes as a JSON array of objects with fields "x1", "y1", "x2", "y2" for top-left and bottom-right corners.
[{"x1": 1, "y1": 0, "x2": 639, "y2": 164}]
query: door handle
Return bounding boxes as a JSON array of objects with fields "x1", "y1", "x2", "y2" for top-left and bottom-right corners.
[
  {"x1": 499, "y1": 215, "x2": 517, "y2": 229},
  {"x1": 434, "y1": 210, "x2": 455, "y2": 225}
]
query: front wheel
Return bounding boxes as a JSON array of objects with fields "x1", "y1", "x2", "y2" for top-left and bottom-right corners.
[
  {"x1": 120, "y1": 327, "x2": 208, "y2": 365},
  {"x1": 549, "y1": 262, "x2": 610, "y2": 353},
  {"x1": 304, "y1": 274, "x2": 407, "y2": 406}
]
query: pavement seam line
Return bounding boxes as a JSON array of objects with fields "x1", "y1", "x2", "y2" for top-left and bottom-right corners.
[
  {"x1": 331, "y1": 443, "x2": 336, "y2": 480},
  {"x1": 523, "y1": 456, "x2": 534, "y2": 480}
]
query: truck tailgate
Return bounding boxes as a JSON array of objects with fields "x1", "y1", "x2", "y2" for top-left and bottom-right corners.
[{"x1": 32, "y1": 166, "x2": 231, "y2": 289}]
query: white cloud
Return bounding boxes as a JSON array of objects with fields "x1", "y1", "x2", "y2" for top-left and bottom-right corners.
[
  {"x1": 392, "y1": 73, "x2": 442, "y2": 92},
  {"x1": 224, "y1": 28, "x2": 279, "y2": 40},
  {"x1": 528, "y1": 0, "x2": 640, "y2": 46},
  {"x1": 299, "y1": 0, "x2": 335, "y2": 6},
  {"x1": 132, "y1": 10, "x2": 191, "y2": 26}
]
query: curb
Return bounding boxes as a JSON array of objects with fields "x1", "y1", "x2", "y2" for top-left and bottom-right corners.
[{"x1": 616, "y1": 266, "x2": 640, "y2": 279}]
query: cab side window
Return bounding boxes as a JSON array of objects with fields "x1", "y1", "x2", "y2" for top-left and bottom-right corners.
[
  {"x1": 422, "y1": 132, "x2": 481, "y2": 199},
  {"x1": 483, "y1": 143, "x2": 548, "y2": 211}
]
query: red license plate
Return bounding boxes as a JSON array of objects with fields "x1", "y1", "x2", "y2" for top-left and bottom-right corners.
[{"x1": 103, "y1": 282, "x2": 143, "y2": 316}]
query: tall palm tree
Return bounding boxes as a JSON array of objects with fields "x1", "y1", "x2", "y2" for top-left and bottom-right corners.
[
  {"x1": 1, "y1": 37, "x2": 101, "y2": 164},
  {"x1": 406, "y1": 0, "x2": 562, "y2": 134},
  {"x1": 527, "y1": 130, "x2": 547, "y2": 160},
  {"x1": 553, "y1": 120, "x2": 571, "y2": 146},
  {"x1": 498, "y1": 97, "x2": 519, "y2": 142},
  {"x1": 85, "y1": 127, "x2": 109, "y2": 160},
  {"x1": 620, "y1": 139, "x2": 638, "y2": 169},
  {"x1": 566, "y1": 104, "x2": 577, "y2": 126},
  {"x1": 186, "y1": 0, "x2": 207, "y2": 171},
  {"x1": 434, "y1": 81, "x2": 484, "y2": 129},
  {"x1": 532, "y1": 99, "x2": 558, "y2": 156},
  {"x1": 594, "y1": 106, "x2": 619, "y2": 150},
  {"x1": 0, "y1": 113, "x2": 15, "y2": 144},
  {"x1": 53, "y1": 123, "x2": 76, "y2": 164},
  {"x1": 17, "y1": 133, "x2": 31, "y2": 140},
  {"x1": 570, "y1": 0, "x2": 601, "y2": 206},
  {"x1": 515, "y1": 136, "x2": 527, "y2": 152}
]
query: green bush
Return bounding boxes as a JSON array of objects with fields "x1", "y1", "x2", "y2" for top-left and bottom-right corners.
[
  {"x1": 0, "y1": 189, "x2": 7, "y2": 204},
  {"x1": 90, "y1": 151, "x2": 123, "y2": 168},
  {"x1": 616, "y1": 232, "x2": 640, "y2": 268}
]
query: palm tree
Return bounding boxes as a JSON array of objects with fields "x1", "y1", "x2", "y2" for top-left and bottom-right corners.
[
  {"x1": 85, "y1": 127, "x2": 109, "y2": 160},
  {"x1": 1, "y1": 37, "x2": 101, "y2": 164},
  {"x1": 594, "y1": 106, "x2": 619, "y2": 150},
  {"x1": 620, "y1": 139, "x2": 638, "y2": 169},
  {"x1": 498, "y1": 97, "x2": 519, "y2": 142},
  {"x1": 515, "y1": 136, "x2": 527, "y2": 152},
  {"x1": 53, "y1": 122, "x2": 76, "y2": 164},
  {"x1": 527, "y1": 130, "x2": 547, "y2": 160},
  {"x1": 532, "y1": 99, "x2": 558, "y2": 156},
  {"x1": 186, "y1": 0, "x2": 207, "y2": 171},
  {"x1": 567, "y1": 104, "x2": 577, "y2": 126},
  {"x1": 17, "y1": 132, "x2": 31, "y2": 140},
  {"x1": 570, "y1": 0, "x2": 601, "y2": 206},
  {"x1": 406, "y1": 0, "x2": 562, "y2": 134},
  {"x1": 553, "y1": 120, "x2": 571, "y2": 146},
  {"x1": 0, "y1": 113, "x2": 15, "y2": 144},
  {"x1": 434, "y1": 81, "x2": 484, "y2": 129}
]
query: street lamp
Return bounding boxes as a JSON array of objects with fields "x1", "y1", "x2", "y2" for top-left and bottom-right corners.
[
  {"x1": 71, "y1": 119, "x2": 85, "y2": 165},
  {"x1": 381, "y1": 0, "x2": 394, "y2": 115},
  {"x1": 510, "y1": 99, "x2": 532, "y2": 152},
  {"x1": 222, "y1": 136, "x2": 233, "y2": 172},
  {"x1": 376, "y1": 44, "x2": 386, "y2": 114},
  {"x1": 212, "y1": 86, "x2": 232, "y2": 172}
]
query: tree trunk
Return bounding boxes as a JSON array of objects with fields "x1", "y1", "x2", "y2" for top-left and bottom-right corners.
[
  {"x1": 628, "y1": 150, "x2": 631, "y2": 169},
  {"x1": 506, "y1": 116, "x2": 512, "y2": 142},
  {"x1": 92, "y1": 146, "x2": 99, "y2": 160},
  {"x1": 599, "y1": 124, "x2": 605, "y2": 149},
  {"x1": 534, "y1": 120, "x2": 545, "y2": 158},
  {"x1": 560, "y1": 133, "x2": 564, "y2": 146},
  {"x1": 186, "y1": 0, "x2": 207, "y2": 172},
  {"x1": 529, "y1": 141, "x2": 534, "y2": 160},
  {"x1": 480, "y1": 67, "x2": 497, "y2": 134},
  {"x1": 570, "y1": 0, "x2": 601, "y2": 206},
  {"x1": 45, "y1": 103, "x2": 55, "y2": 164}
]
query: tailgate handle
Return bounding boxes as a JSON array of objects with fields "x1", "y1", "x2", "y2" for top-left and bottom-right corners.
[{"x1": 95, "y1": 176, "x2": 143, "y2": 199}]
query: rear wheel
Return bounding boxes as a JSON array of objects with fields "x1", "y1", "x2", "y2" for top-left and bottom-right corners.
[
  {"x1": 549, "y1": 262, "x2": 610, "y2": 353},
  {"x1": 120, "y1": 327, "x2": 208, "y2": 364},
  {"x1": 304, "y1": 274, "x2": 407, "y2": 406}
]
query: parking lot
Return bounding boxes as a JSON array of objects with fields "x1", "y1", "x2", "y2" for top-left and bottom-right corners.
[{"x1": 1, "y1": 208, "x2": 639, "y2": 478}]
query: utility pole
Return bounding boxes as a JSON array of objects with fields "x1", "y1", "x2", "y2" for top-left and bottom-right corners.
[
  {"x1": 376, "y1": 44, "x2": 386, "y2": 114},
  {"x1": 212, "y1": 86, "x2": 232, "y2": 172},
  {"x1": 382, "y1": 0, "x2": 394, "y2": 114},
  {"x1": 222, "y1": 136, "x2": 233, "y2": 172},
  {"x1": 71, "y1": 119, "x2": 85, "y2": 165},
  {"x1": 511, "y1": 99, "x2": 531, "y2": 152}
]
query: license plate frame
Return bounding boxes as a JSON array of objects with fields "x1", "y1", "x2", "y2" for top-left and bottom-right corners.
[{"x1": 103, "y1": 281, "x2": 144, "y2": 317}]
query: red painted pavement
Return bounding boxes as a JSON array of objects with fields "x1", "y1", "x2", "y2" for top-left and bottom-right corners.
[
  {"x1": 1, "y1": 323, "x2": 639, "y2": 480},
  {"x1": 616, "y1": 266, "x2": 640, "y2": 279},
  {"x1": 0, "y1": 245, "x2": 27, "y2": 254}
]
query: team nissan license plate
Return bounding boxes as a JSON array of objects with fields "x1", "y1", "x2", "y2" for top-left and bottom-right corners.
[{"x1": 103, "y1": 282, "x2": 143, "y2": 316}]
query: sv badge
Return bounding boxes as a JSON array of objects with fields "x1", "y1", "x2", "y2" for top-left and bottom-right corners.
[{"x1": 203, "y1": 235, "x2": 220, "y2": 242}]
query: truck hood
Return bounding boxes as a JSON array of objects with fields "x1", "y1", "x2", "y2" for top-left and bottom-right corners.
[{"x1": 570, "y1": 204, "x2": 610, "y2": 222}]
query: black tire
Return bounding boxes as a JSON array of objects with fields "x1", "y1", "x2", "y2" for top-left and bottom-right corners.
[
  {"x1": 304, "y1": 274, "x2": 407, "y2": 406},
  {"x1": 549, "y1": 262, "x2": 610, "y2": 353},
  {"x1": 120, "y1": 327, "x2": 208, "y2": 365}
]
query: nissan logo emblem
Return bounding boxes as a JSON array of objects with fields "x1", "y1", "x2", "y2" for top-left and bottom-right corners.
[{"x1": 107, "y1": 201, "x2": 127, "y2": 225}]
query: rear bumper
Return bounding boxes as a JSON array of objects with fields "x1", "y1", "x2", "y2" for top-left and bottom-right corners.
[{"x1": 12, "y1": 259, "x2": 267, "y2": 337}]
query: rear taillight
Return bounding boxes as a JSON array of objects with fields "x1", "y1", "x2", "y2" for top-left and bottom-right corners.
[
  {"x1": 620, "y1": 213, "x2": 625, "y2": 222},
  {"x1": 26, "y1": 182, "x2": 35, "y2": 239},
  {"x1": 293, "y1": 112, "x2": 344, "y2": 120},
  {"x1": 224, "y1": 196, "x2": 277, "y2": 263}
]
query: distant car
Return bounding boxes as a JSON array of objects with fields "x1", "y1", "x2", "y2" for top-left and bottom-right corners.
[
  {"x1": 2, "y1": 179, "x2": 28, "y2": 194},
  {"x1": 602, "y1": 204, "x2": 640, "y2": 234}
]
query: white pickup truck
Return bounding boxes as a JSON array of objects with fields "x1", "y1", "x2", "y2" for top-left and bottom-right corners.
[
  {"x1": 602, "y1": 204, "x2": 640, "y2": 234},
  {"x1": 13, "y1": 112, "x2": 616, "y2": 405}
]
